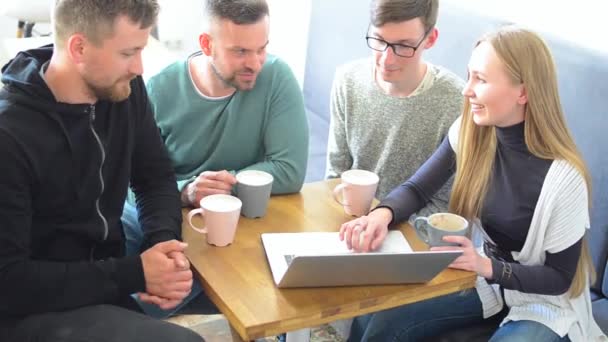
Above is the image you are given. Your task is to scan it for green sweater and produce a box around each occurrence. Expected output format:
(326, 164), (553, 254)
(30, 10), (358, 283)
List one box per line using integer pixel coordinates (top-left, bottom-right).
(145, 54), (309, 198)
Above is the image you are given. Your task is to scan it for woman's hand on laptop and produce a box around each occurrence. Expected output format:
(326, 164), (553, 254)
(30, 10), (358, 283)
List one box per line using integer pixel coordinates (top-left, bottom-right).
(340, 208), (393, 252)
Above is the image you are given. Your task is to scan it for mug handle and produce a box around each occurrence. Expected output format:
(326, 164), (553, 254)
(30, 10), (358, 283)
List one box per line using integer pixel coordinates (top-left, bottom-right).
(332, 183), (348, 206)
(187, 208), (208, 234)
(413, 216), (430, 244)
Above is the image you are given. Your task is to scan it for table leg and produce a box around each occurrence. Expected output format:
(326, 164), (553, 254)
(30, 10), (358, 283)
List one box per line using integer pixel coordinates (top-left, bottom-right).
(228, 325), (247, 342)
(286, 328), (311, 342)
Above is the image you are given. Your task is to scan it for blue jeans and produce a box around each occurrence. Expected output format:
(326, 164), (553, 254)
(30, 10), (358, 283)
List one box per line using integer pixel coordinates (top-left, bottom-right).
(121, 202), (215, 319)
(348, 288), (569, 342)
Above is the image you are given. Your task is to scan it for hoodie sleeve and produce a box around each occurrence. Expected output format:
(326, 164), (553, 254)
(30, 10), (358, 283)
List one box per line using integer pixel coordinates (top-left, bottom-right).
(129, 77), (182, 251)
(0, 129), (145, 316)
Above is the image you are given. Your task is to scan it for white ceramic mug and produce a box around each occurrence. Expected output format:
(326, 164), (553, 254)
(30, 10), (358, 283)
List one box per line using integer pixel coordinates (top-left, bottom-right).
(187, 194), (242, 247)
(333, 169), (379, 217)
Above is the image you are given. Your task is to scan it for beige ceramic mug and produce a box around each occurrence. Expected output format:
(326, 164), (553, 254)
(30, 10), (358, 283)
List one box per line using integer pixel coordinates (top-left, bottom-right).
(333, 169), (379, 217)
(187, 194), (242, 247)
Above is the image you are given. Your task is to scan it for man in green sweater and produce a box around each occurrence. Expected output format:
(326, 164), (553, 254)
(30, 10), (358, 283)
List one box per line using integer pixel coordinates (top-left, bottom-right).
(122, 0), (308, 317)
(151, 0), (308, 208)
(326, 0), (463, 216)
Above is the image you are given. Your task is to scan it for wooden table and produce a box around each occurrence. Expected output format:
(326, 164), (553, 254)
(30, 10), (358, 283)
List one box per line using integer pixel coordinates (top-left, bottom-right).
(183, 180), (476, 341)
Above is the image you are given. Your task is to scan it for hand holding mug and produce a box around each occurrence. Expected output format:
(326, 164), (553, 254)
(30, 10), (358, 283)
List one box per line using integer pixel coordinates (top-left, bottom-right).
(182, 170), (237, 207)
(431, 236), (493, 278)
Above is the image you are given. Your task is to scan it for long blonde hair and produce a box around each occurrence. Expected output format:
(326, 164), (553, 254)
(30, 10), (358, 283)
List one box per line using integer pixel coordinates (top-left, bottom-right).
(449, 26), (594, 297)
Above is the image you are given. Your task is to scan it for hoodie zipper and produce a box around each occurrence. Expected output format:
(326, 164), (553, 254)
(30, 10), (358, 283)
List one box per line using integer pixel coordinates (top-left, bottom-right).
(89, 104), (109, 241)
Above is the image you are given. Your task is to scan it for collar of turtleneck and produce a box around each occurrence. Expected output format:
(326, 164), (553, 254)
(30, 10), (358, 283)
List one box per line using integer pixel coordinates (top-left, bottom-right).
(495, 121), (528, 153)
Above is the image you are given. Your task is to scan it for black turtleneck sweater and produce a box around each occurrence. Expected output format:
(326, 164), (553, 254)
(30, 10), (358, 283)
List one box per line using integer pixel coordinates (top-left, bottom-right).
(380, 121), (582, 295)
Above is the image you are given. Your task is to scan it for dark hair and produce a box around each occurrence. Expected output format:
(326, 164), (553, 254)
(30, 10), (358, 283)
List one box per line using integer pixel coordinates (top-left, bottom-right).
(205, 0), (269, 25)
(370, 0), (438, 31)
(54, 0), (159, 47)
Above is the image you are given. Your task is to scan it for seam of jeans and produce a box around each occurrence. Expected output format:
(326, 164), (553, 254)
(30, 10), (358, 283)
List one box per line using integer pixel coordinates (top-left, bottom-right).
(391, 313), (485, 342)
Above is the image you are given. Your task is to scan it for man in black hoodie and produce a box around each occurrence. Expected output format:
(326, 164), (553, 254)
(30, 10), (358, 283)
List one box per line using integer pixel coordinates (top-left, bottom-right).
(0, 1), (203, 341)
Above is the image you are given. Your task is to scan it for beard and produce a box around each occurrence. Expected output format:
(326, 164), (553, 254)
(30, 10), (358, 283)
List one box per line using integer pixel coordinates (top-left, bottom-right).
(209, 61), (256, 91)
(85, 75), (135, 102)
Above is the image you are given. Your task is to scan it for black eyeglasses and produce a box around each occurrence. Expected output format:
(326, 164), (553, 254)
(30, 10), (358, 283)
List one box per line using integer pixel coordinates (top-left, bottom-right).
(365, 27), (432, 58)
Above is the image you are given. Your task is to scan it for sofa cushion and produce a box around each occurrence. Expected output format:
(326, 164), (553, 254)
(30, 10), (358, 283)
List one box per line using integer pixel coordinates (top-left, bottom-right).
(546, 39), (608, 297)
(302, 0), (370, 182)
(604, 262), (608, 298)
(593, 298), (608, 334)
(305, 108), (329, 182)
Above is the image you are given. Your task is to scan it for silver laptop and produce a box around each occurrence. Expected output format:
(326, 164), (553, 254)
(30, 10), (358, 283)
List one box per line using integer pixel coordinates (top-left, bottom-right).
(261, 231), (462, 288)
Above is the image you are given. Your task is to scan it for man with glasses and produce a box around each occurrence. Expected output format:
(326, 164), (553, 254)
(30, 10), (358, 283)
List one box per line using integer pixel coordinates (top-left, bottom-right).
(326, 0), (464, 215)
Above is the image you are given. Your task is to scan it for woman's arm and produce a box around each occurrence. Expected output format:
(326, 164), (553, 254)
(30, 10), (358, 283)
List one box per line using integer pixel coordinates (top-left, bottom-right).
(489, 238), (582, 295)
(378, 137), (457, 224)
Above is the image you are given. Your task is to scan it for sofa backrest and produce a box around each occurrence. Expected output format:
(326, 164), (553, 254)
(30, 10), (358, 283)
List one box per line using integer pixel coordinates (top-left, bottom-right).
(302, 0), (369, 181)
(303, 1), (608, 294)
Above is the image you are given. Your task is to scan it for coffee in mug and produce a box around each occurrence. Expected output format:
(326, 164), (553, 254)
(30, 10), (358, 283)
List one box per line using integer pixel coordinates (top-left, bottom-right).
(235, 170), (274, 218)
(333, 169), (379, 217)
(414, 212), (468, 247)
(187, 194), (242, 246)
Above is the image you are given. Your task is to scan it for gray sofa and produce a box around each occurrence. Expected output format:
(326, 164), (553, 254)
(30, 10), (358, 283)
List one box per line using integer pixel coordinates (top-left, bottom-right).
(302, 0), (608, 338)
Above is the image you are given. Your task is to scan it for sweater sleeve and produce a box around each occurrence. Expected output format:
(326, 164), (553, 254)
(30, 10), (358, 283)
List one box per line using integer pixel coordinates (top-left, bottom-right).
(325, 68), (352, 179)
(489, 161), (589, 295)
(489, 238), (582, 295)
(234, 61), (309, 194)
(379, 137), (456, 224)
(0, 130), (144, 316)
(129, 77), (182, 250)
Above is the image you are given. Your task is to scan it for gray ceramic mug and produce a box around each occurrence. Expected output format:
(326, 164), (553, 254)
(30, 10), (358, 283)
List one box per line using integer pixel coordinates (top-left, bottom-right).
(414, 213), (469, 247)
(235, 170), (274, 218)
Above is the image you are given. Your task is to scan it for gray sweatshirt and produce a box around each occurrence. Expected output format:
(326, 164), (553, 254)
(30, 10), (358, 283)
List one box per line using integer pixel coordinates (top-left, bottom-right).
(326, 58), (464, 215)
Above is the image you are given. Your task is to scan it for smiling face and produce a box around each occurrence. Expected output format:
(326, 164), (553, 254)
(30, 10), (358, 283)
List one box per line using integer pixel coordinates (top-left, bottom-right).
(77, 15), (150, 102)
(368, 18), (435, 84)
(463, 42), (528, 127)
(202, 16), (269, 91)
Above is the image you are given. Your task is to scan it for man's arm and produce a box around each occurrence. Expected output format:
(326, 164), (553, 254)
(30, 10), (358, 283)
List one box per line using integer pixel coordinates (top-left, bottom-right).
(0, 130), (145, 316)
(325, 70), (352, 179)
(235, 60), (309, 194)
(129, 78), (182, 251)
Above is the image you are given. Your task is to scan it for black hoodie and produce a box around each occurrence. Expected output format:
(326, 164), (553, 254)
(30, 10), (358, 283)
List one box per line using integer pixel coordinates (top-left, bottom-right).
(0, 45), (182, 320)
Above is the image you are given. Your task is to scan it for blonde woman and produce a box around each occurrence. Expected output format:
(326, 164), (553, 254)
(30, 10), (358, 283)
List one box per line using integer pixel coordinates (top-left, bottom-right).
(341, 26), (606, 342)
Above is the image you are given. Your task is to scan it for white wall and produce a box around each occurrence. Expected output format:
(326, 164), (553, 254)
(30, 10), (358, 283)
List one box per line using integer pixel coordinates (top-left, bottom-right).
(154, 0), (311, 87)
(1, 1), (606, 79)
(449, 0), (608, 54)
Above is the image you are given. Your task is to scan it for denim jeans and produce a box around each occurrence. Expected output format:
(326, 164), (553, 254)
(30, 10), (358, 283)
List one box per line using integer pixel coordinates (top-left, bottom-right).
(348, 288), (569, 342)
(490, 320), (570, 342)
(121, 202), (216, 319)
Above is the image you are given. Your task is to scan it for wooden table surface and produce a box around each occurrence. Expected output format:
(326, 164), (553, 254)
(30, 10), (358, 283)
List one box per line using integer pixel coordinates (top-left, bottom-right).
(183, 179), (476, 340)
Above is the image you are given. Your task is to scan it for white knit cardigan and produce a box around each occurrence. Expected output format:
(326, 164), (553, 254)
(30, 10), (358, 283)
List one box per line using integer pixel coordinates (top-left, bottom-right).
(448, 117), (606, 341)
